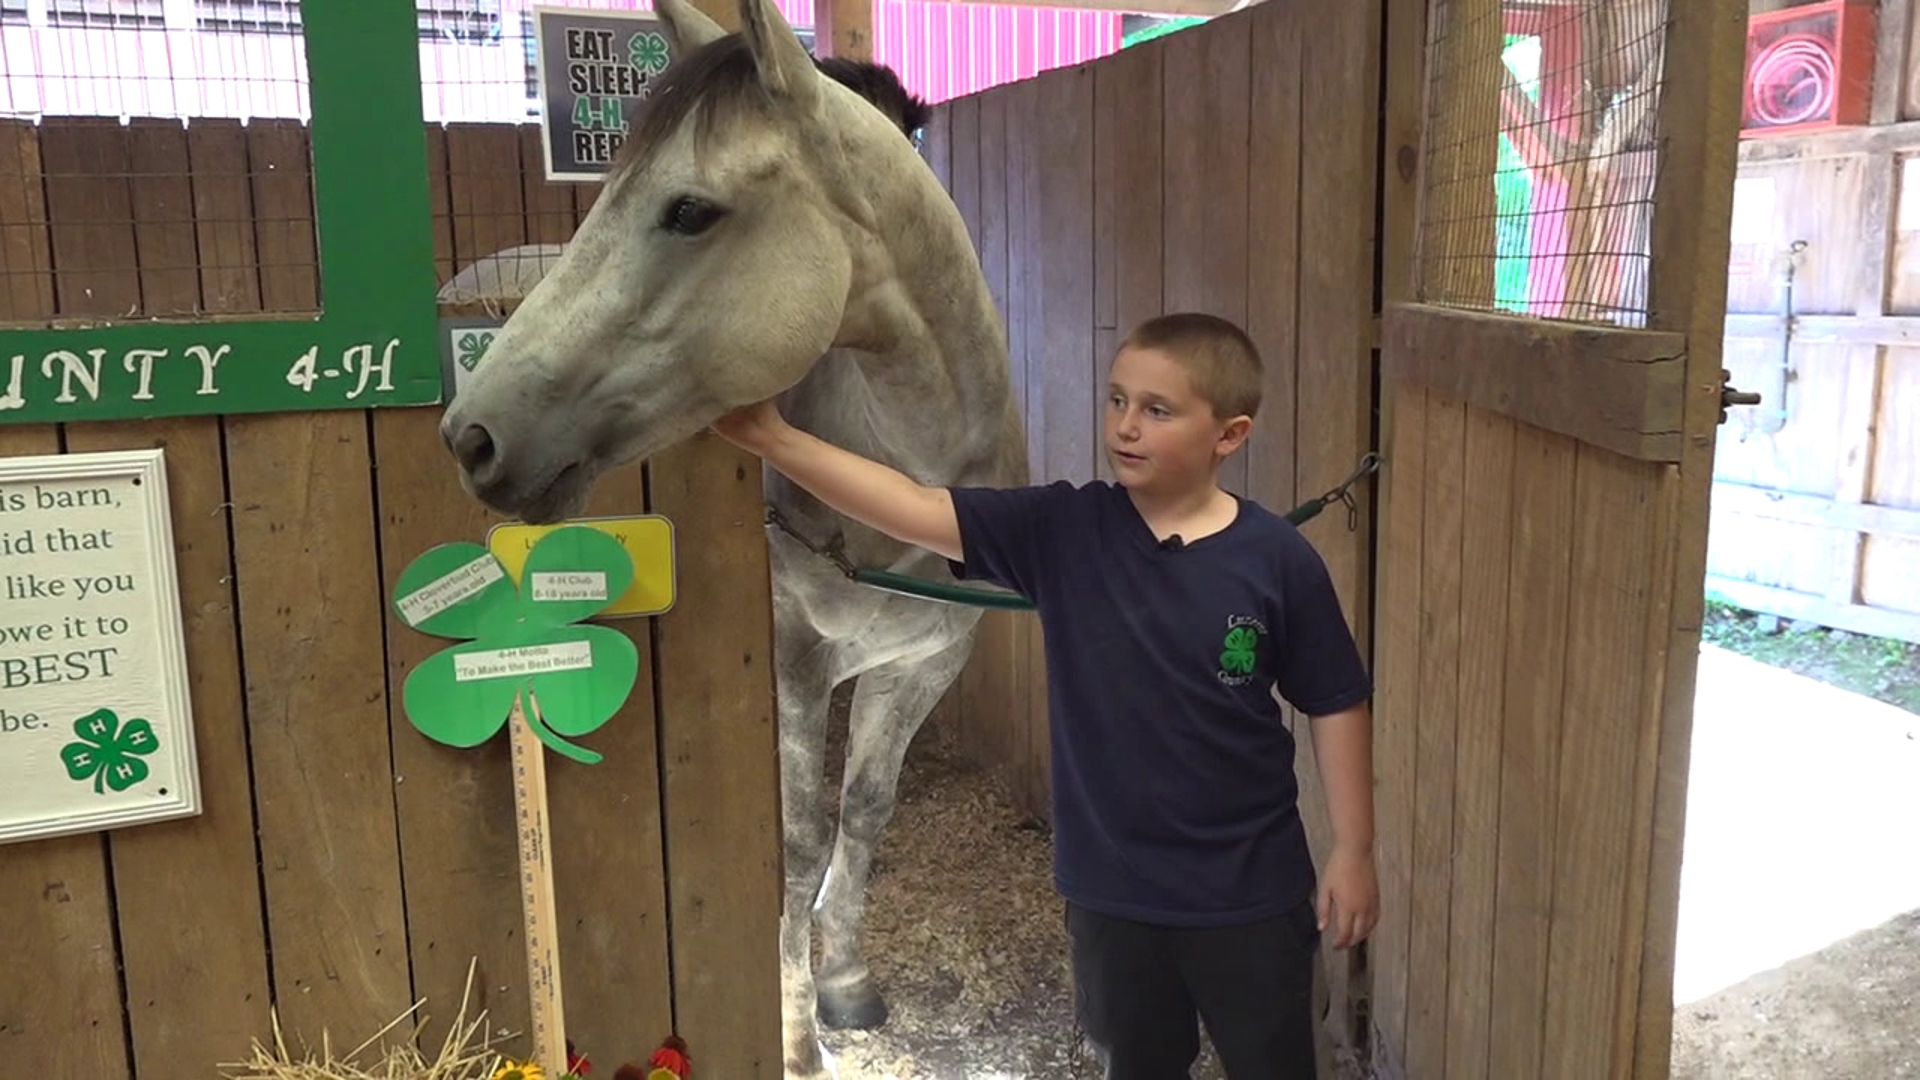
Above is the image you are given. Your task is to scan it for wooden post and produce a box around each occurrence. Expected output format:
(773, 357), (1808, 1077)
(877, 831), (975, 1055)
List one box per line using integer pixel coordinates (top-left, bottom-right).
(814, 0), (874, 61)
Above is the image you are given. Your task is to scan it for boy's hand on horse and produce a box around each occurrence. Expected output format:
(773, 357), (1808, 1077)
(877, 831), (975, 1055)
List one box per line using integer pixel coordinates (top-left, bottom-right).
(711, 397), (789, 453)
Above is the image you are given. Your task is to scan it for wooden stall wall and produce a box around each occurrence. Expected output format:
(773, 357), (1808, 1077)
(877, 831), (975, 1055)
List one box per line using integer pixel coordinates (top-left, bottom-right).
(916, 0), (1381, 852)
(0, 118), (782, 1079)
(1710, 0), (1920, 643)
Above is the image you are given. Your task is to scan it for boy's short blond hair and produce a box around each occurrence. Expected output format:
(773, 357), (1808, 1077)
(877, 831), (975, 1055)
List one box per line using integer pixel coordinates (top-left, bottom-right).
(1119, 312), (1263, 420)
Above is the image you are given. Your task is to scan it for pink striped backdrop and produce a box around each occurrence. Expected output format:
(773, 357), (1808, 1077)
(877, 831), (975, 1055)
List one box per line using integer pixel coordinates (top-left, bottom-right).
(0, 0), (1122, 121)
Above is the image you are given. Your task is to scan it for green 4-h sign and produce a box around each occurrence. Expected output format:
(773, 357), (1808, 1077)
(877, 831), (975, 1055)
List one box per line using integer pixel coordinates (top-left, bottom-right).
(391, 526), (639, 765)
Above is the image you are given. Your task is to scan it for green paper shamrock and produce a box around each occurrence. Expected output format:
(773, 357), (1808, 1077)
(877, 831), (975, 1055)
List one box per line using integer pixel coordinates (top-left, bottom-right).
(628, 29), (670, 75)
(1219, 625), (1259, 676)
(456, 330), (494, 372)
(61, 707), (160, 794)
(391, 525), (639, 765)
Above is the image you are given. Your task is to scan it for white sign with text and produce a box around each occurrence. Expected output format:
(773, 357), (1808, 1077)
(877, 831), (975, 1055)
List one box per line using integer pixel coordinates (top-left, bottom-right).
(0, 448), (201, 844)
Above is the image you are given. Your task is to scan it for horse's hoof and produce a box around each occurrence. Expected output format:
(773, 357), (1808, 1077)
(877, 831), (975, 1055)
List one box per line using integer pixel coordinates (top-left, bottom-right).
(816, 981), (889, 1030)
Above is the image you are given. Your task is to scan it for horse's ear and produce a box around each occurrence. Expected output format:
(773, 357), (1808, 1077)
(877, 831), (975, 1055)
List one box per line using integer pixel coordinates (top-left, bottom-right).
(736, 0), (819, 106)
(653, 0), (726, 53)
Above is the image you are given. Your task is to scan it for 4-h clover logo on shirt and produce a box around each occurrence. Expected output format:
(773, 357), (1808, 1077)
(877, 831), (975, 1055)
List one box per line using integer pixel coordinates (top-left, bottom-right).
(1219, 625), (1261, 676)
(391, 526), (639, 765)
(628, 30), (670, 75)
(61, 707), (159, 794)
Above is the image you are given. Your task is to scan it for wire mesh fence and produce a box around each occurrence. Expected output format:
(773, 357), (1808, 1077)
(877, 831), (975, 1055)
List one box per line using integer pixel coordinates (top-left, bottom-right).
(0, 1), (699, 323)
(1415, 0), (1671, 326)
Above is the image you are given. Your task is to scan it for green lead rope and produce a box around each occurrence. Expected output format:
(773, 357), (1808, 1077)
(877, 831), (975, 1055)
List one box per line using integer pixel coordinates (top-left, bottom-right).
(774, 452), (1384, 612)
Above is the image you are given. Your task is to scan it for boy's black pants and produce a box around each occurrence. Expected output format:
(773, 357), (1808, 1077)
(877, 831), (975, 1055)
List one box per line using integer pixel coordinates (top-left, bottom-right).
(1066, 895), (1321, 1079)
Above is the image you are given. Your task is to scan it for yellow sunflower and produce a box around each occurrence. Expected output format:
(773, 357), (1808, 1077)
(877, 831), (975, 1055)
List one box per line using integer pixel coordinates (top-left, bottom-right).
(491, 1060), (546, 1080)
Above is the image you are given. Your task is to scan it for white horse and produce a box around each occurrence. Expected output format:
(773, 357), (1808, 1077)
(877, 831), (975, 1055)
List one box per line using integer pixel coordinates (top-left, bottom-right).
(435, 0), (1027, 1073)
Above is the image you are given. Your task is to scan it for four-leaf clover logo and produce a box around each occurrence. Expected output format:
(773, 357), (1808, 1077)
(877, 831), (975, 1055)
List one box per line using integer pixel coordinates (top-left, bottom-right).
(456, 330), (494, 372)
(1219, 625), (1260, 676)
(392, 526), (639, 765)
(628, 30), (670, 75)
(61, 707), (160, 794)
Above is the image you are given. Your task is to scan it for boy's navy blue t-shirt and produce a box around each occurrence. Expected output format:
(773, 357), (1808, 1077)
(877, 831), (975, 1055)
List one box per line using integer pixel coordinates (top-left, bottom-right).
(946, 479), (1372, 927)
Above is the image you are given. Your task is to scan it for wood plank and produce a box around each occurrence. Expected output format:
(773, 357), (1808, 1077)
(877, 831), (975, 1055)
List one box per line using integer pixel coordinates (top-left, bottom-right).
(1874, 0), (1915, 124)
(1614, 457), (1684, 1076)
(1442, 404), (1515, 1080)
(226, 404), (417, 1051)
(648, 432), (784, 1076)
(69, 417), (272, 1080)
(1827, 348), (1888, 602)
(1382, 301), (1688, 462)
(0, 423), (131, 1080)
(72, 126), (274, 1080)
(447, 124), (529, 272)
(1296, 0), (1379, 649)
(0, 120), (55, 322)
(1636, 0), (1753, 1071)
(425, 126), (455, 286)
(1405, 391), (1464, 1080)
(521, 124), (576, 247)
(1161, 18), (1251, 494)
(1485, 424), (1577, 1080)
(186, 120), (262, 315)
(125, 119), (198, 318)
(1034, 63), (1096, 483)
(227, 118), (411, 1051)
(247, 120), (318, 315)
(1735, 117), (1920, 165)
(1712, 479), (1920, 541)
(1541, 448), (1660, 1080)
(1721, 313), (1920, 346)
(1378, 0), (1429, 310)
(1094, 41), (1163, 488)
(1244, 0), (1301, 519)
(1368, 380), (1425, 1073)
(40, 117), (141, 318)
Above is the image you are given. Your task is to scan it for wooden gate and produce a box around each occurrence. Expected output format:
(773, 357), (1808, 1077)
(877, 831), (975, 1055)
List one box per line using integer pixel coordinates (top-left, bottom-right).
(1368, 0), (1747, 1077)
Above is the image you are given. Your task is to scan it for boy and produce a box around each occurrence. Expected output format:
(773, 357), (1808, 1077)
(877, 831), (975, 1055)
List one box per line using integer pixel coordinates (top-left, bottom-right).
(712, 312), (1377, 1079)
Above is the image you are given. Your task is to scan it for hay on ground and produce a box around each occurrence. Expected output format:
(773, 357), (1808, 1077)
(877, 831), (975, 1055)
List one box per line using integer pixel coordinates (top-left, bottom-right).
(219, 960), (517, 1080)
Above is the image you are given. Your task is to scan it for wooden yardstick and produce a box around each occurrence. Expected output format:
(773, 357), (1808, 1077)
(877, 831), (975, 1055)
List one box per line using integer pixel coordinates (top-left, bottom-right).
(509, 692), (568, 1075)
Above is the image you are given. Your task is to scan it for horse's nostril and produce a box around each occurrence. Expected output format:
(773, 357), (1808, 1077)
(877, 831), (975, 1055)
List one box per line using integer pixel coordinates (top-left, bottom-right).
(452, 423), (498, 478)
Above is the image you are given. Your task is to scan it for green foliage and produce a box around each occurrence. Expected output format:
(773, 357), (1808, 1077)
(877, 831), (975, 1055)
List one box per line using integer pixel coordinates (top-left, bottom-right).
(1701, 594), (1920, 715)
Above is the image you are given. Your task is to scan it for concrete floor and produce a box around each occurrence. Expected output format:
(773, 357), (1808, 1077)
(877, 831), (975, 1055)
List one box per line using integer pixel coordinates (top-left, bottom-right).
(1674, 643), (1920, 1004)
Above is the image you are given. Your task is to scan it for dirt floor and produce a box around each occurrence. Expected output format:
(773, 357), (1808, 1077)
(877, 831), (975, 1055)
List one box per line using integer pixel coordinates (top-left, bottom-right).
(815, 707), (1232, 1080)
(1670, 909), (1920, 1080)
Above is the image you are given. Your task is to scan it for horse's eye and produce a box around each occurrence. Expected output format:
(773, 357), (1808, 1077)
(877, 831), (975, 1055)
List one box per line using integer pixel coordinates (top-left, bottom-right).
(662, 196), (724, 235)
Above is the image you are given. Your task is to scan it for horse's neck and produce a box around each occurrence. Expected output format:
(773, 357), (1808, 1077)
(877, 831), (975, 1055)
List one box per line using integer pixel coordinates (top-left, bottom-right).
(787, 182), (1023, 490)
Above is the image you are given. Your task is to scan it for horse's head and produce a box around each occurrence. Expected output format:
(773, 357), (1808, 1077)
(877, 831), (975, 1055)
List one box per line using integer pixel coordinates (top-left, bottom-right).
(439, 0), (925, 523)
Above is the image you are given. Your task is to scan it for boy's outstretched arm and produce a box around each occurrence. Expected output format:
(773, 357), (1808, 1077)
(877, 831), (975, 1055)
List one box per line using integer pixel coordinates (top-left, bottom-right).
(1310, 701), (1378, 949)
(711, 399), (964, 563)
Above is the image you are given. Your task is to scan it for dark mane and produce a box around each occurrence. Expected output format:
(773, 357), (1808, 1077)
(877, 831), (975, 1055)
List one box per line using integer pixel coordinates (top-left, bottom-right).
(814, 55), (933, 138)
(608, 34), (929, 182)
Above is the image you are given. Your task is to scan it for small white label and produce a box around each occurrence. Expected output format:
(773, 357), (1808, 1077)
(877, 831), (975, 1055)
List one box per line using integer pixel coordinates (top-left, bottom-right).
(531, 570), (608, 602)
(453, 640), (594, 682)
(397, 555), (505, 626)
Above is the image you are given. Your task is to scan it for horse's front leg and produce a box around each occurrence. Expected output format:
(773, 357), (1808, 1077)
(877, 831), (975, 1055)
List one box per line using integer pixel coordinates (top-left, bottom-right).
(774, 630), (838, 1080)
(814, 624), (976, 1031)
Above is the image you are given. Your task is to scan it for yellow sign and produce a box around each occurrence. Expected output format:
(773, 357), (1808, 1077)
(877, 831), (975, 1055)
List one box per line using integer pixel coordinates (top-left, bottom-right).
(487, 515), (676, 617)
